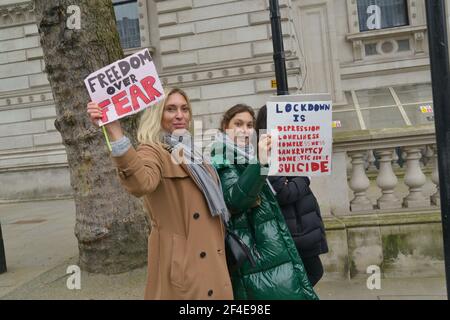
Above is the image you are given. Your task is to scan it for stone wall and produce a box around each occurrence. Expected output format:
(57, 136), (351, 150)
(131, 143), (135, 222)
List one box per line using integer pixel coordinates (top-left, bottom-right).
(155, 0), (302, 130)
(0, 0), (446, 282)
(0, 0), (71, 201)
(322, 210), (445, 279)
(0, 0), (442, 204)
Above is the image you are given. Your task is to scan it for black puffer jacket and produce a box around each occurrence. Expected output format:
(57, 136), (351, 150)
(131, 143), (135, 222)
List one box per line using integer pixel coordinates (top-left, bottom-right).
(268, 176), (328, 258)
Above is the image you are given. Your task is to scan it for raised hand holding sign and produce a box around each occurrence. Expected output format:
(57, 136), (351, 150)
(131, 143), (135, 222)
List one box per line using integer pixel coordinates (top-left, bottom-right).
(84, 48), (165, 126)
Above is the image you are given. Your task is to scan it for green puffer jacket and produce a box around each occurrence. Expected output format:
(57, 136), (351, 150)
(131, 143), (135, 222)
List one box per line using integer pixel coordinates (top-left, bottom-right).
(211, 146), (318, 300)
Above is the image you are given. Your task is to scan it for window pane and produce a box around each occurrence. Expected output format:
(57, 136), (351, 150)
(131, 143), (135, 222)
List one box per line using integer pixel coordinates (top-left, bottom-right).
(355, 88), (396, 108)
(342, 91), (356, 110)
(365, 43), (378, 55)
(397, 39), (411, 52)
(357, 0), (408, 32)
(361, 107), (406, 129)
(333, 111), (362, 132)
(113, 0), (141, 49)
(404, 104), (435, 126)
(394, 83), (433, 104)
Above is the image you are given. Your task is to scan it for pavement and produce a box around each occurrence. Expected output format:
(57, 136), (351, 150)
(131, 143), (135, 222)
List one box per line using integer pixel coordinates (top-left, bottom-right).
(0, 199), (447, 300)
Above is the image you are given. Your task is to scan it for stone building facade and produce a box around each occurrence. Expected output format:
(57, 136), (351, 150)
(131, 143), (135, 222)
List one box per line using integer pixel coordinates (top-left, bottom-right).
(1, 0), (447, 280)
(0, 0), (440, 201)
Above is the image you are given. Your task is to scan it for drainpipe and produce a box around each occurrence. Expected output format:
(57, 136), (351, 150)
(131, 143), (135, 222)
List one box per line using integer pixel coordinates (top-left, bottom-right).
(269, 0), (289, 96)
(425, 0), (450, 299)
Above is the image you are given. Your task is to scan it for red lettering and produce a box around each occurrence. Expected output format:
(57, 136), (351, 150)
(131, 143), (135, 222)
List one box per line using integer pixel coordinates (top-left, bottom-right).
(112, 90), (132, 116)
(311, 162), (320, 172)
(278, 161), (329, 174)
(278, 164), (284, 173)
(140, 76), (162, 101)
(98, 99), (111, 123)
(129, 84), (151, 111)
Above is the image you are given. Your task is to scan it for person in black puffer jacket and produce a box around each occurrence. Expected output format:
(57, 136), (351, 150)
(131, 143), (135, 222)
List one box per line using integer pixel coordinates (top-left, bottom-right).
(256, 105), (329, 286)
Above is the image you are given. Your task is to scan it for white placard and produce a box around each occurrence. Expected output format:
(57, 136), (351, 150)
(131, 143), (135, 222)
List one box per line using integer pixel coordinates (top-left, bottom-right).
(84, 48), (165, 126)
(266, 94), (333, 176)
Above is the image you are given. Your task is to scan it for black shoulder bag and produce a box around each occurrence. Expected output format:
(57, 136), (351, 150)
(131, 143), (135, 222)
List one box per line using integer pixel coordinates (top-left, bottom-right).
(225, 227), (256, 273)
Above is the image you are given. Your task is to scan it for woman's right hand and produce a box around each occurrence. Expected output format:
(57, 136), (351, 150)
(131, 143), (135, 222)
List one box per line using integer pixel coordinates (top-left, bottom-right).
(258, 134), (272, 166)
(87, 101), (103, 126)
(86, 102), (124, 141)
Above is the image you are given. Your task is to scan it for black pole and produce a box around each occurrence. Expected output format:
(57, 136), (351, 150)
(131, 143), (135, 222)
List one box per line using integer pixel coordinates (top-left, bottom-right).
(269, 0), (289, 96)
(425, 0), (450, 299)
(0, 222), (6, 274)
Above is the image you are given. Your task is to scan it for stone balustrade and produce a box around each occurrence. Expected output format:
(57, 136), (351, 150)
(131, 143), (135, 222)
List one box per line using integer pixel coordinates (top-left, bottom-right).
(324, 125), (440, 215)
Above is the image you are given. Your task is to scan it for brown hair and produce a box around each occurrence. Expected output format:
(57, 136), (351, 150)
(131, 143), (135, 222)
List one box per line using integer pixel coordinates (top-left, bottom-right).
(220, 104), (255, 132)
(255, 105), (267, 131)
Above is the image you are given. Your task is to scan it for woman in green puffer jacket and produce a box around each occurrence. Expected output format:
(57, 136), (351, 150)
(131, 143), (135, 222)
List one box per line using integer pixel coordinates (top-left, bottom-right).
(209, 104), (318, 300)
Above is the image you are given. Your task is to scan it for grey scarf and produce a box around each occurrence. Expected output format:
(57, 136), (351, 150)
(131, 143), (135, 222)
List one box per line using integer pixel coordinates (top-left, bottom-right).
(211, 132), (276, 195)
(213, 131), (257, 165)
(163, 132), (230, 223)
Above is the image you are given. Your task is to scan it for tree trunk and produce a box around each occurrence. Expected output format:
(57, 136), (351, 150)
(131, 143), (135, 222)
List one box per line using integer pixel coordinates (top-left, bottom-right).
(34, 0), (149, 274)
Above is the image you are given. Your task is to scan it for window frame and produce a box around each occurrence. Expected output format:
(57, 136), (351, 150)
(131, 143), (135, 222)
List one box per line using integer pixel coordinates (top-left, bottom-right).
(345, 0), (427, 61)
(356, 0), (409, 33)
(113, 0), (141, 50)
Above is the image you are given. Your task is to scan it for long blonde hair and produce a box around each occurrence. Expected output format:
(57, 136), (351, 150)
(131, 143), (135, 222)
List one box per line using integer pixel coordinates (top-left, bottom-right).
(137, 88), (192, 145)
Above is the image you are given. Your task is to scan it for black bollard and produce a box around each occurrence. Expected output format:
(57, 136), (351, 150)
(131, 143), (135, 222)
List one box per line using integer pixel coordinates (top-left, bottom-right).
(269, 0), (289, 96)
(425, 0), (450, 299)
(0, 222), (6, 274)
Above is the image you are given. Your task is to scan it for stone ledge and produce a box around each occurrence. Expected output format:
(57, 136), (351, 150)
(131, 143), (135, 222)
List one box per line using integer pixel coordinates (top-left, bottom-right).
(324, 209), (441, 230)
(156, 0), (193, 14)
(346, 25), (428, 42)
(0, 165), (72, 201)
(333, 125), (436, 152)
(0, 162), (68, 174)
(0, 194), (73, 205)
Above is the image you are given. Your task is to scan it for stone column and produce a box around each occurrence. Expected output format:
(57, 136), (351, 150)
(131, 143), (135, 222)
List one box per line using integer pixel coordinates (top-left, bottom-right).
(376, 149), (401, 209)
(402, 147), (430, 208)
(430, 144), (440, 206)
(348, 151), (372, 212)
(327, 151), (351, 216)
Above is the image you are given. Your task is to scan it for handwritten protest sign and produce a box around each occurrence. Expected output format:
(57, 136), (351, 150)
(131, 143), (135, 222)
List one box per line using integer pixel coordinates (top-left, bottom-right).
(84, 48), (165, 126)
(267, 94), (332, 176)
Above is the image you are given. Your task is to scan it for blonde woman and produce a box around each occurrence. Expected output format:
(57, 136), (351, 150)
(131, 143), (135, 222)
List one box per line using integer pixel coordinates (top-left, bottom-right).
(86, 88), (233, 300)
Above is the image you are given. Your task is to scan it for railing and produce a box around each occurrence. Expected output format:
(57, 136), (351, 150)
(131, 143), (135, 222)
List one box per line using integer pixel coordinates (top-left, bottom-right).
(328, 125), (439, 215)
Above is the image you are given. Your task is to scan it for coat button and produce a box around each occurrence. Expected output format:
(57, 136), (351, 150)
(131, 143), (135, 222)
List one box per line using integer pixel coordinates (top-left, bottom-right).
(193, 213), (200, 219)
(200, 251), (206, 258)
(208, 290), (213, 297)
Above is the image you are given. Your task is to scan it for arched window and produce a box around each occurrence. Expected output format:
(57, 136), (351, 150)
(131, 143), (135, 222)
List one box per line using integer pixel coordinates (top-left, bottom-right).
(113, 0), (141, 49)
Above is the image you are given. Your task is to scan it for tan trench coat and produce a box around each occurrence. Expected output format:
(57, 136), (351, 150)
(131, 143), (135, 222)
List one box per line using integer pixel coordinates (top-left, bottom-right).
(112, 143), (233, 300)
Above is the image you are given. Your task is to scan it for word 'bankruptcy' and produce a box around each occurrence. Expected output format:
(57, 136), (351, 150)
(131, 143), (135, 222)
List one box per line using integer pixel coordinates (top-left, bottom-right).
(84, 49), (164, 126)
